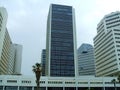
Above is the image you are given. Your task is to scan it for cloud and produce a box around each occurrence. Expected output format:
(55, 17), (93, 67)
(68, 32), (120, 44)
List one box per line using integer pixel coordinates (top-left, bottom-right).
(96, 0), (120, 13)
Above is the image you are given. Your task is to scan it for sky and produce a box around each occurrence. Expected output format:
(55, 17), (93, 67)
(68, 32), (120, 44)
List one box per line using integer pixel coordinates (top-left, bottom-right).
(1, 0), (120, 75)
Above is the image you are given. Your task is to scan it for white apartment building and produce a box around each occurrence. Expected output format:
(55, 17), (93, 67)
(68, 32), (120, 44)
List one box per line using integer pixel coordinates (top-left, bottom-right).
(0, 7), (10, 74)
(8, 44), (22, 75)
(0, 75), (119, 90)
(0, 7), (22, 75)
(13, 44), (22, 74)
(3, 29), (12, 74)
(94, 11), (120, 76)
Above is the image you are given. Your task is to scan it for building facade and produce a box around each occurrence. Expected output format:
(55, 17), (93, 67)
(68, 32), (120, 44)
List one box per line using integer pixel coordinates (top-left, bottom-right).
(41, 49), (46, 76)
(94, 11), (120, 76)
(0, 75), (120, 90)
(13, 44), (22, 74)
(8, 43), (22, 75)
(0, 7), (22, 75)
(77, 43), (95, 76)
(0, 7), (10, 74)
(46, 4), (77, 77)
(0, 28), (12, 75)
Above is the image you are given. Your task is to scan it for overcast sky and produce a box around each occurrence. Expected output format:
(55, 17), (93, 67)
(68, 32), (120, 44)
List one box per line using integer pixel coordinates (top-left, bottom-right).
(1, 0), (120, 75)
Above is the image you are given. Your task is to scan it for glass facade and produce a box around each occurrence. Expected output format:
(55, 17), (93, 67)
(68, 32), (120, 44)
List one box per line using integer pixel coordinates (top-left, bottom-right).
(34, 87), (46, 90)
(48, 87), (63, 90)
(5, 86), (18, 90)
(41, 49), (46, 76)
(50, 4), (75, 77)
(0, 86), (3, 90)
(19, 87), (32, 90)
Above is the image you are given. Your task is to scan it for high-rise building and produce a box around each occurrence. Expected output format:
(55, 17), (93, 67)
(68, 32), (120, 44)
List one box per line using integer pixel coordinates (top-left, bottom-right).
(0, 7), (10, 74)
(0, 7), (22, 75)
(8, 44), (22, 75)
(77, 43), (95, 76)
(8, 44), (15, 74)
(41, 49), (46, 76)
(46, 4), (77, 77)
(94, 11), (120, 76)
(13, 44), (22, 74)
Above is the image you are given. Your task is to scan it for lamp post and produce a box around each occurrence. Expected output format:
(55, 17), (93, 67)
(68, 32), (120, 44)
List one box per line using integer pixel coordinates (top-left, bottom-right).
(32, 63), (42, 90)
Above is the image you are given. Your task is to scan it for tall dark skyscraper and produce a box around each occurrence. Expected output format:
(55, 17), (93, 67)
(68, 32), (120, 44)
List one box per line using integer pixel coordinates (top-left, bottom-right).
(41, 49), (46, 76)
(46, 4), (77, 77)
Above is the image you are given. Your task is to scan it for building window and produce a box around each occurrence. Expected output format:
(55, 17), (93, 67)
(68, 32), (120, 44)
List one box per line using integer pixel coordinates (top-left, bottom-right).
(0, 86), (3, 90)
(90, 82), (103, 84)
(48, 81), (62, 84)
(40, 81), (45, 84)
(19, 86), (32, 90)
(105, 82), (112, 84)
(106, 13), (119, 19)
(78, 82), (88, 84)
(65, 81), (75, 84)
(7, 80), (17, 83)
(5, 86), (18, 90)
(22, 80), (31, 83)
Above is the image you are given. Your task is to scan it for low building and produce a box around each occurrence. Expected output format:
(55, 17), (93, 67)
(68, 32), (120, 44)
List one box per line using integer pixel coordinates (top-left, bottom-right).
(0, 75), (120, 90)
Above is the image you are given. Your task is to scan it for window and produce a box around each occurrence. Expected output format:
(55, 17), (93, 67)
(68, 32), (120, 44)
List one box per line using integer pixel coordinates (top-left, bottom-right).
(106, 13), (119, 18)
(90, 82), (103, 84)
(105, 82), (112, 84)
(65, 81), (75, 84)
(0, 86), (3, 90)
(19, 87), (32, 90)
(48, 81), (62, 84)
(78, 82), (88, 84)
(5, 86), (18, 90)
(22, 80), (31, 83)
(40, 81), (45, 84)
(7, 80), (17, 83)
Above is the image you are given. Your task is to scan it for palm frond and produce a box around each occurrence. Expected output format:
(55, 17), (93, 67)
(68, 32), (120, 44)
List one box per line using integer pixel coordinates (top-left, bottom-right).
(36, 63), (41, 67)
(111, 79), (116, 83)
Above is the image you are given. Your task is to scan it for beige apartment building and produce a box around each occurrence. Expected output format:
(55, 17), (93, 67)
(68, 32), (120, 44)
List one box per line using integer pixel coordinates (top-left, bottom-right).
(0, 7), (22, 75)
(94, 11), (120, 76)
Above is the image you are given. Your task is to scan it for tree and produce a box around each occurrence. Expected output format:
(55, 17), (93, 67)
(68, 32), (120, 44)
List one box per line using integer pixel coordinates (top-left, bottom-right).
(111, 79), (117, 90)
(32, 63), (42, 90)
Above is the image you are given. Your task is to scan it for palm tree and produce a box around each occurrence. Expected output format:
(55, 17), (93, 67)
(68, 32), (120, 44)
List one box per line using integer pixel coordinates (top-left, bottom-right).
(32, 63), (42, 90)
(111, 79), (117, 90)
